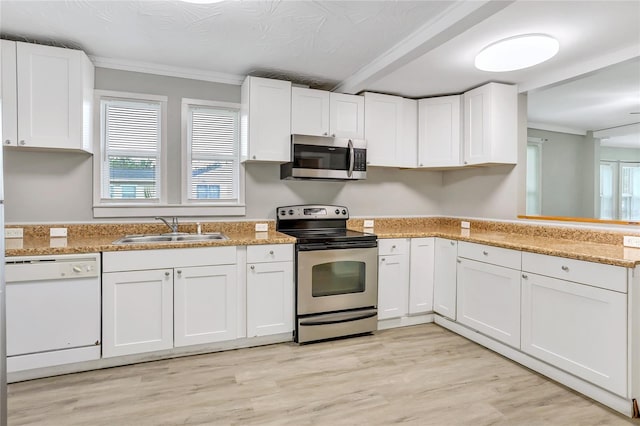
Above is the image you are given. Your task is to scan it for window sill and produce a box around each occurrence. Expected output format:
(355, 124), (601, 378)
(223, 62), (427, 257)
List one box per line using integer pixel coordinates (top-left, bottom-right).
(93, 204), (246, 218)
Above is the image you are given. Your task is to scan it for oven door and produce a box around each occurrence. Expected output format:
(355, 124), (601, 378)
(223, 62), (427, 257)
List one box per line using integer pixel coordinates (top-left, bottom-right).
(297, 246), (378, 315)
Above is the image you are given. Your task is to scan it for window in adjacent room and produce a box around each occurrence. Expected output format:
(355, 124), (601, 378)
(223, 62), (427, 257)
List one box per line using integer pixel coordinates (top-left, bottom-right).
(182, 99), (242, 205)
(526, 141), (542, 215)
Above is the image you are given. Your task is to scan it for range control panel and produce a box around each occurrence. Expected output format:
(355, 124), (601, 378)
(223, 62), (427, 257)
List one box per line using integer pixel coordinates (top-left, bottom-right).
(277, 205), (349, 220)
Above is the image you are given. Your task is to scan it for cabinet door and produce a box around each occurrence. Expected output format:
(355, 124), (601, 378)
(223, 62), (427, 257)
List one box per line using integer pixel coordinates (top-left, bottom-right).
(378, 253), (409, 319)
(457, 258), (521, 347)
(364, 92), (402, 167)
(409, 238), (434, 314)
(174, 265), (237, 347)
(1, 39), (17, 147)
(291, 87), (330, 136)
(16, 42), (84, 150)
(329, 93), (364, 139)
(241, 76), (292, 162)
(521, 273), (627, 396)
(433, 238), (457, 319)
(463, 84), (491, 165)
(418, 95), (462, 167)
(102, 269), (174, 358)
(400, 98), (418, 168)
(247, 261), (294, 337)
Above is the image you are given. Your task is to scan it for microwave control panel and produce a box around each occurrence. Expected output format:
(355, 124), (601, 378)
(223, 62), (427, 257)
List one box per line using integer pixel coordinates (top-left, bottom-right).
(353, 149), (367, 171)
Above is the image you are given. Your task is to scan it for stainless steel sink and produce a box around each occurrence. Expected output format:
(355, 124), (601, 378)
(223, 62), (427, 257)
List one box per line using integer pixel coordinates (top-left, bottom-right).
(113, 233), (228, 245)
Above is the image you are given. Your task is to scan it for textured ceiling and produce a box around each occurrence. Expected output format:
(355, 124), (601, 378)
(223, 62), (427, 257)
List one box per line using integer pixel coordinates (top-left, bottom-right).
(0, 0), (639, 132)
(0, 0), (452, 90)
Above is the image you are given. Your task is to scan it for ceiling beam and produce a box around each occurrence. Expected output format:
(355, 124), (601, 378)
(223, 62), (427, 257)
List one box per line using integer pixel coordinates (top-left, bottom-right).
(332, 0), (515, 95)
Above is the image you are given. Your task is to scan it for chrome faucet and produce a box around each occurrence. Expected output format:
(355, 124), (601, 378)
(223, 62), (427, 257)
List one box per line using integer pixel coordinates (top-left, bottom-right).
(155, 216), (179, 234)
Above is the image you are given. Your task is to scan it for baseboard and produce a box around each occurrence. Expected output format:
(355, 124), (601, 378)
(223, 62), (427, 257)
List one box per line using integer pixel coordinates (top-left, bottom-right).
(434, 315), (633, 417)
(377, 313), (434, 330)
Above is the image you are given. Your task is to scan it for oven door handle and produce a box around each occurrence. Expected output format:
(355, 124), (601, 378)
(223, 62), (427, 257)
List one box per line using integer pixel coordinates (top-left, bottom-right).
(347, 138), (354, 178)
(299, 309), (377, 326)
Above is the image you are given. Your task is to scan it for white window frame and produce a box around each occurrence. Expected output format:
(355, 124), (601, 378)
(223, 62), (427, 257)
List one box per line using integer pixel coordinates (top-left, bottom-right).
(181, 99), (245, 215)
(526, 139), (543, 215)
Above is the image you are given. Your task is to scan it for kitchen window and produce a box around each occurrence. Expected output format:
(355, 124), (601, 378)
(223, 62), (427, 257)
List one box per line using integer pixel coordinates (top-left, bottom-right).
(600, 160), (640, 221)
(182, 99), (242, 206)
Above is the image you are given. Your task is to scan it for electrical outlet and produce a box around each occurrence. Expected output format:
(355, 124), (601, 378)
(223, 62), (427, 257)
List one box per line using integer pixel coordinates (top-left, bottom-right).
(255, 223), (268, 232)
(363, 220), (374, 228)
(5, 228), (23, 238)
(624, 236), (640, 248)
(461, 221), (471, 229)
(50, 227), (68, 237)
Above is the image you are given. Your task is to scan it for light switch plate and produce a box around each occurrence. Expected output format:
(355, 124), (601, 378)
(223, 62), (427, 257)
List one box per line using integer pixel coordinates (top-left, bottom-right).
(363, 220), (374, 228)
(255, 223), (269, 232)
(50, 227), (68, 237)
(623, 236), (640, 248)
(461, 221), (471, 229)
(5, 228), (23, 238)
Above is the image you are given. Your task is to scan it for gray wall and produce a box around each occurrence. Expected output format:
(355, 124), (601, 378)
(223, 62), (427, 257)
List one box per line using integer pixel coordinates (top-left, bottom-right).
(4, 68), (525, 224)
(601, 146), (640, 161)
(528, 128), (589, 218)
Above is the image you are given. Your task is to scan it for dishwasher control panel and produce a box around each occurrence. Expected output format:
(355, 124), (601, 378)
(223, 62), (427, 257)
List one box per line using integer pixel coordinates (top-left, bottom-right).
(5, 254), (100, 282)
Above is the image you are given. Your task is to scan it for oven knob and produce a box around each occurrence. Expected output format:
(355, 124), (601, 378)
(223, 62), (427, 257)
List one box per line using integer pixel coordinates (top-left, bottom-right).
(288, 209), (294, 215)
(342, 209), (347, 215)
(335, 209), (340, 215)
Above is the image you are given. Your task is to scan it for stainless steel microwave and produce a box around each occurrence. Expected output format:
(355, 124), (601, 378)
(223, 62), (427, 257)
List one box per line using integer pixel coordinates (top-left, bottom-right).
(280, 135), (367, 181)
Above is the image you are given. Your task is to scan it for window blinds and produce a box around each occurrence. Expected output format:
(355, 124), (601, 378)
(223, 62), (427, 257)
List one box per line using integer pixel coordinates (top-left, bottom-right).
(102, 99), (161, 200)
(188, 106), (239, 201)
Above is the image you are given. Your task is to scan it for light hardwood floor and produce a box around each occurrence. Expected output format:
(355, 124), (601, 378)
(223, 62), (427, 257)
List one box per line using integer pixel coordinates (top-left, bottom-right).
(8, 324), (639, 425)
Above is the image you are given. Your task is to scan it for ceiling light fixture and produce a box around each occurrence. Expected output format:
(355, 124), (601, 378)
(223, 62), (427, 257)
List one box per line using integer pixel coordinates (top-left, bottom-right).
(475, 34), (559, 72)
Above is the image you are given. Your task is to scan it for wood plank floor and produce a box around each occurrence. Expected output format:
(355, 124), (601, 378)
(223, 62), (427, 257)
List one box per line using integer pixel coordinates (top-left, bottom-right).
(8, 324), (639, 425)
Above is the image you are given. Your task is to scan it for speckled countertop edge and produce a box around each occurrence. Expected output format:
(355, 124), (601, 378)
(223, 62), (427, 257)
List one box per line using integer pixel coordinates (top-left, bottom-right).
(6, 218), (640, 268)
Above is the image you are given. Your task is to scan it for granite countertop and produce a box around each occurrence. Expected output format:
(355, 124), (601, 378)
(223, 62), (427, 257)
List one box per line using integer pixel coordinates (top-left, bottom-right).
(5, 229), (296, 258)
(5, 219), (640, 268)
(370, 224), (640, 268)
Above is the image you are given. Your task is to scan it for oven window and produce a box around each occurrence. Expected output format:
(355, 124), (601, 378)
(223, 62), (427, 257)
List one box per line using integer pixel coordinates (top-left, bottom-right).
(312, 261), (365, 297)
(293, 144), (349, 170)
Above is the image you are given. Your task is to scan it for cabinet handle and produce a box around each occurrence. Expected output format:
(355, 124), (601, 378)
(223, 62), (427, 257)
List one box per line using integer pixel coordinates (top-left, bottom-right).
(323, 132), (328, 136)
(392, 245), (396, 249)
(561, 265), (569, 271)
(483, 251), (488, 256)
(4, 139), (10, 145)
(464, 161), (468, 165)
(250, 265), (255, 270)
(522, 274), (528, 279)
(269, 250), (274, 255)
(450, 241), (455, 246)
(177, 270), (182, 275)
(419, 163), (423, 167)
(19, 140), (26, 145)
(164, 271), (171, 277)
(381, 258), (386, 262)
(252, 155), (256, 159)
(457, 258), (461, 263)
(331, 134), (336, 137)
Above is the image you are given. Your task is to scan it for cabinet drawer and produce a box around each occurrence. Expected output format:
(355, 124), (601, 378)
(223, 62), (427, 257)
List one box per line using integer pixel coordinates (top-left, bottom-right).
(458, 241), (521, 270)
(247, 244), (293, 263)
(522, 252), (627, 293)
(378, 238), (409, 256)
(103, 246), (236, 272)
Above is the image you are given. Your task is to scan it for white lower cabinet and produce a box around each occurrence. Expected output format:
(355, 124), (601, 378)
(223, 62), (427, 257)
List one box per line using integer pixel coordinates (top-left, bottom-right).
(102, 269), (174, 358)
(174, 265), (237, 347)
(409, 238), (435, 314)
(246, 245), (294, 337)
(378, 239), (410, 320)
(456, 258), (521, 348)
(102, 247), (239, 358)
(521, 272), (627, 396)
(433, 238), (458, 319)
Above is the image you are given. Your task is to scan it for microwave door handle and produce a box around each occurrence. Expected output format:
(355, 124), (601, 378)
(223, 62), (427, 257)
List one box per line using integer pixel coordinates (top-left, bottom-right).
(347, 139), (354, 177)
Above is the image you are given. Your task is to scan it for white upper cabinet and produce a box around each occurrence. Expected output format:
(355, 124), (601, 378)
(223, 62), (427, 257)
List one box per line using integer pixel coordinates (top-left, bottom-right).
(291, 88), (364, 139)
(418, 95), (462, 168)
(240, 76), (292, 162)
(463, 82), (517, 165)
(291, 87), (330, 136)
(364, 92), (417, 168)
(329, 92), (364, 139)
(1, 40), (94, 153)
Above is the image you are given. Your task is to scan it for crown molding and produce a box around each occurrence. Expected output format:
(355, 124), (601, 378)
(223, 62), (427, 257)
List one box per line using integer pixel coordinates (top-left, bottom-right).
(528, 122), (586, 136)
(90, 56), (245, 86)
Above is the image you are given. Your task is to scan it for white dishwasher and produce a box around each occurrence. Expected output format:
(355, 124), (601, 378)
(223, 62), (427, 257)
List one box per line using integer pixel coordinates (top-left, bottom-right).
(5, 253), (101, 373)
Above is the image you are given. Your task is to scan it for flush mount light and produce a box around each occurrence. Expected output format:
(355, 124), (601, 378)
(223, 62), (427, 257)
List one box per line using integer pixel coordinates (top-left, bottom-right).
(475, 34), (559, 72)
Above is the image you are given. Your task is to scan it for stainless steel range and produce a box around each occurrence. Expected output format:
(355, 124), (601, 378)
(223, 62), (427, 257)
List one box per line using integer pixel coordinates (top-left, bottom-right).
(276, 205), (378, 343)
